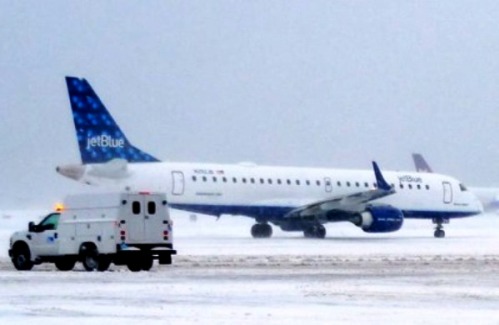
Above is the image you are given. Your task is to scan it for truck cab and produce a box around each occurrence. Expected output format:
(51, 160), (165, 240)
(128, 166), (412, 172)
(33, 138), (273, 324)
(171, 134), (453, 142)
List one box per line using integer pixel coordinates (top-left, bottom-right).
(9, 212), (61, 270)
(27, 212), (61, 257)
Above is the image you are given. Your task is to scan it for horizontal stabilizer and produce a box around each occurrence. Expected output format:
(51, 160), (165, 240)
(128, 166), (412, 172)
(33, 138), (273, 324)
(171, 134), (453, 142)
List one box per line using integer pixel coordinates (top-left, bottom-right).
(87, 158), (129, 179)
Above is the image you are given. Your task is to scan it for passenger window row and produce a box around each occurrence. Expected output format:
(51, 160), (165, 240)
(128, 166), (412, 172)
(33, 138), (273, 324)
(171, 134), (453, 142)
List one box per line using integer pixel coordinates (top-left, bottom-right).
(190, 175), (430, 190)
(192, 175), (319, 186)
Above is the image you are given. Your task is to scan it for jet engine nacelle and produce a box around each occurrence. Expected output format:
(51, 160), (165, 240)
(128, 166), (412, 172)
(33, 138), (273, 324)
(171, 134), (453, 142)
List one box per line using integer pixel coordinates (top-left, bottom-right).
(359, 205), (404, 233)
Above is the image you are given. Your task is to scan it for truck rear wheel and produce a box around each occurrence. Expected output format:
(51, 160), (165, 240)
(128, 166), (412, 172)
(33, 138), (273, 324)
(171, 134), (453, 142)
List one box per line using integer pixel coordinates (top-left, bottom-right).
(141, 256), (154, 271)
(159, 254), (172, 265)
(97, 256), (112, 272)
(12, 244), (33, 271)
(81, 244), (99, 271)
(55, 258), (76, 271)
(127, 259), (142, 272)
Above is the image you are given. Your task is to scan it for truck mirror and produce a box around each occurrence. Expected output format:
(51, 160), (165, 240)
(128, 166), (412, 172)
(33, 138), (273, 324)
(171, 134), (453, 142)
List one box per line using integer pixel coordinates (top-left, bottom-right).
(28, 221), (35, 232)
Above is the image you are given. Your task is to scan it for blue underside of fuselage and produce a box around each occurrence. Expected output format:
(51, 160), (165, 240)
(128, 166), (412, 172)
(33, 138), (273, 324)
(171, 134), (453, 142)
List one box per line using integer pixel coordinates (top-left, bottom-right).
(169, 203), (477, 225)
(169, 204), (293, 223)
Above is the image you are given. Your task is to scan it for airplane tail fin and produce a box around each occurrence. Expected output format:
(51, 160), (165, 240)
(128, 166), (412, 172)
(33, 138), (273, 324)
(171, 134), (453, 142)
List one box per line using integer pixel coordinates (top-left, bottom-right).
(412, 153), (433, 173)
(65, 76), (159, 164)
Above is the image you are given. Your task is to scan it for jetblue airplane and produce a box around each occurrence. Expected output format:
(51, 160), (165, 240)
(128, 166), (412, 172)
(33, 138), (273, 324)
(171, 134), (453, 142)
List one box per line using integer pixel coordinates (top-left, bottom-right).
(413, 153), (499, 214)
(56, 77), (482, 238)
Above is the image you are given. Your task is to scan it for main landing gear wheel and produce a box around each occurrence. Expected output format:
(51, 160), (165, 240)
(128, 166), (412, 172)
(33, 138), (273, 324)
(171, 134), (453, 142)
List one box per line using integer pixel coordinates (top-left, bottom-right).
(304, 224), (326, 239)
(251, 223), (273, 238)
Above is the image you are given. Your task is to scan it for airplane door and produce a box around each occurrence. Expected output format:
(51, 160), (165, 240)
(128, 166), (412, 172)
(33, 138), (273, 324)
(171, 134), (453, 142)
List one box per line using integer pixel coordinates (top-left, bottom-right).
(324, 177), (332, 193)
(442, 181), (453, 204)
(143, 194), (164, 242)
(172, 171), (184, 196)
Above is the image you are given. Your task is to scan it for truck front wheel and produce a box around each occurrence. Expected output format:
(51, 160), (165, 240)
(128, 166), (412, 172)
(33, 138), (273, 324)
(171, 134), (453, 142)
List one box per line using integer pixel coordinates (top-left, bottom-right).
(55, 258), (76, 271)
(12, 244), (33, 271)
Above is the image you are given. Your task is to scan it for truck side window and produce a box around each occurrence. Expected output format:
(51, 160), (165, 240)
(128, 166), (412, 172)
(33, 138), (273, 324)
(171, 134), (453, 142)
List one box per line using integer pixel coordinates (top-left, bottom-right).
(148, 202), (156, 215)
(39, 213), (60, 231)
(132, 201), (141, 214)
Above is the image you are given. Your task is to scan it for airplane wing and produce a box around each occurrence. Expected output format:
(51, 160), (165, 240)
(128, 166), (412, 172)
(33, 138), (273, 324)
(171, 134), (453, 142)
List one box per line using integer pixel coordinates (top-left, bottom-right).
(284, 162), (395, 223)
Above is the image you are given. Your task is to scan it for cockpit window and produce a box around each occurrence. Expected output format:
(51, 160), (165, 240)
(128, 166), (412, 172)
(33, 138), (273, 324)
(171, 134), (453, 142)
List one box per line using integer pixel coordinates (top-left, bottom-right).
(459, 183), (468, 191)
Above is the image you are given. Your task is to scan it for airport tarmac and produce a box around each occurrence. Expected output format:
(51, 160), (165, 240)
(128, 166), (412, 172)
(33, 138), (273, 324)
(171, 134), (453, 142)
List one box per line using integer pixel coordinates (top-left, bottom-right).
(1, 211), (499, 324)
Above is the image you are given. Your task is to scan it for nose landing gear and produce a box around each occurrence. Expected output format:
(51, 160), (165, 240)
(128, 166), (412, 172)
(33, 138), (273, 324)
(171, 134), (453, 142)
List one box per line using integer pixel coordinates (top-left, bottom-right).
(433, 217), (449, 238)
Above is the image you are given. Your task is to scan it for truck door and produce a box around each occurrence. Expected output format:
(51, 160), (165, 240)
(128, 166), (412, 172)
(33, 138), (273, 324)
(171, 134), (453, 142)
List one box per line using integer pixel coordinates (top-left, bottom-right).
(126, 194), (166, 243)
(126, 195), (146, 242)
(31, 213), (60, 257)
(143, 194), (166, 243)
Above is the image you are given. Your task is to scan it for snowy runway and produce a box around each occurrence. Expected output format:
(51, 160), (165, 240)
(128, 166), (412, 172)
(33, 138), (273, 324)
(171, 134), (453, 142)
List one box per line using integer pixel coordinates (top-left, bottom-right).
(1, 211), (499, 324)
(1, 254), (498, 324)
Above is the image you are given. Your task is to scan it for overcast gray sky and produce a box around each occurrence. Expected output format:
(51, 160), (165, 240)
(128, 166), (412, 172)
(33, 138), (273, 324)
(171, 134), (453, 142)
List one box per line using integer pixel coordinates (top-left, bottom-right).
(1, 1), (499, 209)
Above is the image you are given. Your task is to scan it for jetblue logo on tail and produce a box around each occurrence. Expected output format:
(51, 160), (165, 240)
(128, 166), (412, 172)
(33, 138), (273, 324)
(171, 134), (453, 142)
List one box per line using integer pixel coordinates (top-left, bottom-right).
(66, 76), (160, 163)
(86, 135), (125, 150)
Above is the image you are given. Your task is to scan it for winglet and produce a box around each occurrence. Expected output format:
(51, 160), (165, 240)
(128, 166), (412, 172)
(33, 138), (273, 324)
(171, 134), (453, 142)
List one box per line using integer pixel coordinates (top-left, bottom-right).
(372, 161), (392, 191)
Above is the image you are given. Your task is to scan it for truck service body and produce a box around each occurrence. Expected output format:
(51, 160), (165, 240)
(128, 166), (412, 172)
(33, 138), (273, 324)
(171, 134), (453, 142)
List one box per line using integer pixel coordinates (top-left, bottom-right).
(9, 192), (176, 272)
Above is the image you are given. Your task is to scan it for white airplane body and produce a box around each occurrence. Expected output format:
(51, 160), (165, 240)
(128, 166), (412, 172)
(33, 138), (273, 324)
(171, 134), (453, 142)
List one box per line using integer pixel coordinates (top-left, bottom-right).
(56, 77), (482, 238)
(63, 161), (472, 218)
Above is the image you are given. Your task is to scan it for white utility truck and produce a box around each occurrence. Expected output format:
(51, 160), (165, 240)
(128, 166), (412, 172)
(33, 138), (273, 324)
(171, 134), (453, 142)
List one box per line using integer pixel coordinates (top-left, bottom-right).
(9, 191), (176, 272)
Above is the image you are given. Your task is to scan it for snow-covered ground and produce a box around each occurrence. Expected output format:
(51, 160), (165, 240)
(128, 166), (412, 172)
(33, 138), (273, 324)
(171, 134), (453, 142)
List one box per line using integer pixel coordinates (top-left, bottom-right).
(1, 210), (499, 324)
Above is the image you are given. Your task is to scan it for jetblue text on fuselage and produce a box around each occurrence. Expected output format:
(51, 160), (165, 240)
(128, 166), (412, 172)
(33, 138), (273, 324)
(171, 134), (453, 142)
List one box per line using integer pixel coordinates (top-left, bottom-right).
(86, 135), (125, 150)
(398, 175), (422, 183)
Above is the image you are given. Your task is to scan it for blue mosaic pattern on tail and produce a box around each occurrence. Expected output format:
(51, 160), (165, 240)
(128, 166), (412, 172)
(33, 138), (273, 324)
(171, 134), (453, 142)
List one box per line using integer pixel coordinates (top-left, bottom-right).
(65, 77), (159, 164)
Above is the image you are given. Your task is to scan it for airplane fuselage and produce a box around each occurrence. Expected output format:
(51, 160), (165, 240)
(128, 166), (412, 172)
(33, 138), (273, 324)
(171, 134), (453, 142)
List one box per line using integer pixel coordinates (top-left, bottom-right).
(59, 161), (482, 226)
